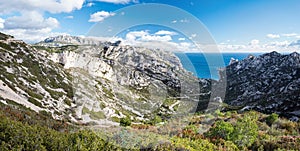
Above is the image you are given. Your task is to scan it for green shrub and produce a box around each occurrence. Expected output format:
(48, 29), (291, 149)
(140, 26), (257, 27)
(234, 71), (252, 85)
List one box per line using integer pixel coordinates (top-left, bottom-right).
(148, 115), (162, 125)
(230, 111), (259, 149)
(120, 116), (131, 127)
(28, 97), (43, 108)
(206, 120), (234, 140)
(171, 137), (216, 151)
(266, 113), (279, 126)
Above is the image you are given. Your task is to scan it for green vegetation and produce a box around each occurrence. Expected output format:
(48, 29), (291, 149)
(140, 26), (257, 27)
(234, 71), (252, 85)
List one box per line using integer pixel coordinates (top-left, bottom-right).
(81, 107), (106, 120)
(28, 97), (43, 108)
(230, 111), (259, 149)
(1, 101), (300, 150)
(0, 115), (118, 151)
(33, 45), (79, 53)
(0, 42), (13, 51)
(266, 113), (279, 126)
(120, 116), (131, 127)
(146, 115), (163, 125)
(63, 98), (72, 106)
(1, 96), (300, 151)
(206, 120), (234, 140)
(0, 32), (13, 40)
(102, 85), (114, 99)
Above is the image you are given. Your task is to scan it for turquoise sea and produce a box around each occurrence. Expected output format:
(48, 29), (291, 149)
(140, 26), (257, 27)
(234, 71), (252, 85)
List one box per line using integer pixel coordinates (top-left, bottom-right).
(175, 53), (261, 80)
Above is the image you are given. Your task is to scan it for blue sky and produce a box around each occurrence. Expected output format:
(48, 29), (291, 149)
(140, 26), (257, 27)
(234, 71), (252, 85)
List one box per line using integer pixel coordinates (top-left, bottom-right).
(1, 0), (300, 52)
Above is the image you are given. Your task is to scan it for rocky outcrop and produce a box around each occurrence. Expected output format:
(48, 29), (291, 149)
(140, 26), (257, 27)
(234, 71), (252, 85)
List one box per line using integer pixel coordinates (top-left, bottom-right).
(0, 33), (75, 121)
(2, 32), (299, 124)
(37, 35), (106, 47)
(221, 51), (300, 120)
(36, 34), (200, 124)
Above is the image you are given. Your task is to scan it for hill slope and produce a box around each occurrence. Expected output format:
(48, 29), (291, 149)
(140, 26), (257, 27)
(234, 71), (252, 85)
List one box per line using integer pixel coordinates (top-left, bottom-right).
(221, 51), (300, 120)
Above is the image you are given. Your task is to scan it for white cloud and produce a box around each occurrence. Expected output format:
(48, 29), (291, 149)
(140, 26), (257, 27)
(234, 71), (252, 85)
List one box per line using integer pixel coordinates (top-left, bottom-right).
(178, 38), (185, 41)
(180, 19), (189, 23)
(189, 34), (197, 39)
(95, 0), (138, 4)
(125, 30), (149, 42)
(154, 30), (177, 36)
(267, 41), (289, 47)
(218, 39), (300, 53)
(0, 13), (59, 42)
(125, 30), (173, 43)
(179, 42), (192, 47)
(4, 11), (59, 30)
(65, 15), (74, 19)
(142, 35), (172, 42)
(1, 11), (60, 42)
(282, 33), (298, 37)
(266, 34), (280, 39)
(0, 0), (84, 14)
(1, 28), (68, 43)
(171, 19), (189, 24)
(0, 0), (85, 43)
(249, 39), (259, 45)
(0, 18), (4, 29)
(86, 2), (95, 7)
(89, 11), (115, 22)
(118, 30), (200, 52)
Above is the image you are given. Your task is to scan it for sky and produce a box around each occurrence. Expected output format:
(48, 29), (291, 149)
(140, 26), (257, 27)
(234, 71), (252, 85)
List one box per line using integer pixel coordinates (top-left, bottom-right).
(1, 0), (300, 52)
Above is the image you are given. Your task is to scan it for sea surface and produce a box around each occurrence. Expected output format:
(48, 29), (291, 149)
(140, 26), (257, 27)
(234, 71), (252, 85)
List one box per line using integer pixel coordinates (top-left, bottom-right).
(175, 53), (262, 80)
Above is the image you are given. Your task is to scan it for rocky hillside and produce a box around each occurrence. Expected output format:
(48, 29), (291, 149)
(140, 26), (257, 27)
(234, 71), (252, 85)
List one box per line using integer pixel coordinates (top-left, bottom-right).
(0, 33), (74, 121)
(37, 35), (105, 47)
(1, 32), (299, 125)
(0, 33), (205, 126)
(221, 51), (300, 120)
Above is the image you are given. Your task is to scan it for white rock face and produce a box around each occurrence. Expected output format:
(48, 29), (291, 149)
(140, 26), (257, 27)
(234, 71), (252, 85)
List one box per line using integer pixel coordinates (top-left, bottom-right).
(41, 37), (200, 124)
(0, 80), (42, 112)
(50, 50), (115, 81)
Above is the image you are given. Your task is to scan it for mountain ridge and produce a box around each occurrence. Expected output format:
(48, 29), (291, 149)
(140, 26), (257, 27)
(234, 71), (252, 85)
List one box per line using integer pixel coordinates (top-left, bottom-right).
(1, 32), (299, 125)
(221, 51), (300, 120)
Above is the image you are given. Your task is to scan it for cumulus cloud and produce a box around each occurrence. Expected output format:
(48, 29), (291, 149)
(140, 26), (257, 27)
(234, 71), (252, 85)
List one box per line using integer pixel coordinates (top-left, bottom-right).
(2, 28), (68, 43)
(117, 30), (199, 52)
(219, 39), (300, 53)
(0, 0), (84, 14)
(171, 19), (189, 24)
(171, 20), (177, 23)
(4, 11), (59, 30)
(180, 19), (189, 23)
(125, 30), (173, 43)
(0, 18), (4, 29)
(155, 30), (177, 36)
(86, 2), (95, 7)
(249, 39), (260, 45)
(89, 11), (115, 22)
(0, 10), (63, 43)
(125, 30), (149, 42)
(0, 0), (85, 42)
(65, 15), (74, 19)
(266, 34), (280, 39)
(178, 38), (185, 41)
(282, 33), (298, 37)
(96, 0), (138, 4)
(189, 34), (197, 39)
